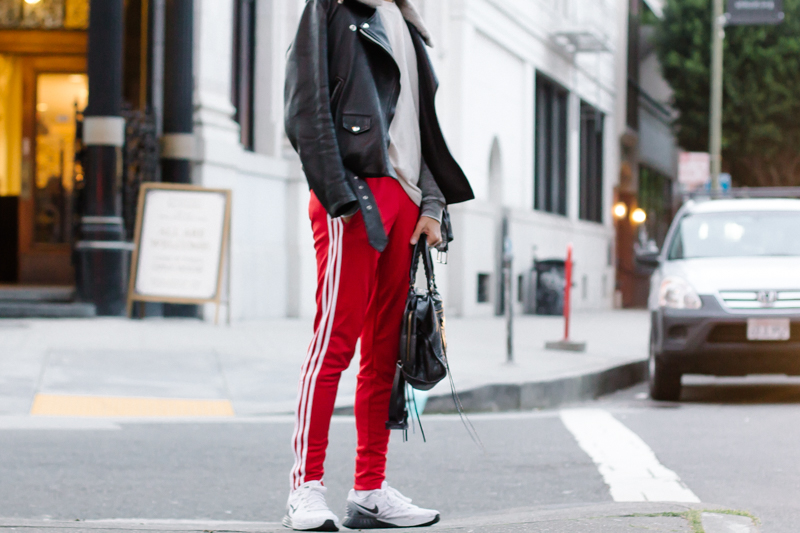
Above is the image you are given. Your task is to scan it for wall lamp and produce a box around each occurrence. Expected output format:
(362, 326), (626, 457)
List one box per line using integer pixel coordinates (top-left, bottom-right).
(630, 208), (647, 225)
(612, 202), (628, 219)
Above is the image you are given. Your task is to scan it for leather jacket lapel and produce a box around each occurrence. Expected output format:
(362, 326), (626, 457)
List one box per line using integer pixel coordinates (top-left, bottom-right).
(357, 11), (395, 63)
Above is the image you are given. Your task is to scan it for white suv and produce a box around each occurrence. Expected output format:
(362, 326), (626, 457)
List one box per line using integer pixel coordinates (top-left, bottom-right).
(640, 197), (800, 401)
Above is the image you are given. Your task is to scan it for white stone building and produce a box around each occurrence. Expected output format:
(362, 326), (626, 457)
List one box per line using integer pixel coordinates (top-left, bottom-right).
(191, 0), (626, 320)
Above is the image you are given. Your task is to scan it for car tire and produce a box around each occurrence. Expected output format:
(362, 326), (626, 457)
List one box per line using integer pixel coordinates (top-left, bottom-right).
(648, 332), (682, 401)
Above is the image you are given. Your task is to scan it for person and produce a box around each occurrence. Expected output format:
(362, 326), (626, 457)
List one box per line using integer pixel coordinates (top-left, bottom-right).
(283, 0), (473, 530)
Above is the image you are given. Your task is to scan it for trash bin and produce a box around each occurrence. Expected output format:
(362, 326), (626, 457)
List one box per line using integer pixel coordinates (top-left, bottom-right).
(532, 259), (566, 316)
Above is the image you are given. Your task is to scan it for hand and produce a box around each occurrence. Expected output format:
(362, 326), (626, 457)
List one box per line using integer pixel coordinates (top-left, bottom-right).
(410, 216), (442, 247)
(342, 214), (354, 224)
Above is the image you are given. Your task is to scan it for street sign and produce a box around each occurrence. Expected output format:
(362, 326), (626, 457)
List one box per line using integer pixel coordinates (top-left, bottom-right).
(704, 173), (732, 192)
(678, 152), (710, 192)
(727, 0), (784, 25)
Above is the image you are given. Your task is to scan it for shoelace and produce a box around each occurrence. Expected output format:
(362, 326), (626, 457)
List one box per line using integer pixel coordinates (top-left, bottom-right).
(382, 485), (415, 510)
(295, 484), (330, 511)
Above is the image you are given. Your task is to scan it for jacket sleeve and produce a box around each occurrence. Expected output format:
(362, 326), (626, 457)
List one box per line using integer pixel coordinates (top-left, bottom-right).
(419, 157), (446, 222)
(284, 0), (358, 218)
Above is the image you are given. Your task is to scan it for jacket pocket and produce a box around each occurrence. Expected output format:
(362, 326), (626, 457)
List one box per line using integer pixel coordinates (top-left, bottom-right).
(342, 114), (371, 135)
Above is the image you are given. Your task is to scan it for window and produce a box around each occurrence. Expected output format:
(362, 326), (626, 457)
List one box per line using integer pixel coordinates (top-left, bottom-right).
(667, 212), (800, 260)
(579, 101), (604, 223)
(639, 165), (673, 246)
(232, 0), (256, 151)
(626, 0), (640, 130)
(0, 0), (89, 29)
(535, 75), (568, 216)
(477, 273), (491, 303)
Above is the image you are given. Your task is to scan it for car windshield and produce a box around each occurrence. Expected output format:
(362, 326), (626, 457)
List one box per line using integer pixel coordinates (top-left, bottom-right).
(668, 211), (800, 259)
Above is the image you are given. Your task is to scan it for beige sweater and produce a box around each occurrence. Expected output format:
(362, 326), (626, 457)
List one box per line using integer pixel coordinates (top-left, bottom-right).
(377, 0), (423, 205)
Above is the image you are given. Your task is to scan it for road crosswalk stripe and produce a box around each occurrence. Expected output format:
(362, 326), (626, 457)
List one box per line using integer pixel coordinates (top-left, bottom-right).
(30, 394), (235, 417)
(560, 408), (700, 503)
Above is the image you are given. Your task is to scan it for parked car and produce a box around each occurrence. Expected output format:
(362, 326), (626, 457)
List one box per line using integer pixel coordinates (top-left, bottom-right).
(638, 197), (800, 401)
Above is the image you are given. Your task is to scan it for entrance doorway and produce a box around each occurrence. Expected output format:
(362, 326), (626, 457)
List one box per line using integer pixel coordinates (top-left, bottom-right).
(0, 54), (86, 285)
(0, 0), (89, 286)
(0, 32), (87, 285)
(21, 57), (86, 284)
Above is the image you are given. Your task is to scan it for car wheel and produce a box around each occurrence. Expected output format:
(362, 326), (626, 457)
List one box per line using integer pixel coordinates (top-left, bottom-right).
(648, 331), (682, 401)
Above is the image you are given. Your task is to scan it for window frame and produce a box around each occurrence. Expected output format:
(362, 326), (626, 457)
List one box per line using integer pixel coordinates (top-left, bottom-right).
(534, 74), (569, 216)
(578, 100), (604, 223)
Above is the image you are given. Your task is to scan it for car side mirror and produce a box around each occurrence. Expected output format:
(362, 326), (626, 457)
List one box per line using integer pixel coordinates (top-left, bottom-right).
(635, 250), (661, 269)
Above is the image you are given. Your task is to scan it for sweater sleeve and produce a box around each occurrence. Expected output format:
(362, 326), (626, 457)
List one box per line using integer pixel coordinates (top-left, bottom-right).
(419, 157), (445, 222)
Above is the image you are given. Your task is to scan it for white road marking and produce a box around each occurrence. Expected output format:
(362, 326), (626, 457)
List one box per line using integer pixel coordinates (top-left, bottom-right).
(0, 416), (121, 430)
(702, 513), (759, 533)
(560, 408), (700, 503)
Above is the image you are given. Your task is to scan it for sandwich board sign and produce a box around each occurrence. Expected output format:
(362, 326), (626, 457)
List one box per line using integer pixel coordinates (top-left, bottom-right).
(727, 0), (784, 25)
(127, 183), (232, 324)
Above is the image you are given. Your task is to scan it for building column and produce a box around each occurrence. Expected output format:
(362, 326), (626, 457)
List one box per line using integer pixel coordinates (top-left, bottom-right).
(159, 0), (198, 317)
(75, 0), (129, 316)
(161, 0), (194, 183)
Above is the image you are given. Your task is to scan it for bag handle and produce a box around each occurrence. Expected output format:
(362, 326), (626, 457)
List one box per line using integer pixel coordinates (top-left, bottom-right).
(408, 237), (436, 292)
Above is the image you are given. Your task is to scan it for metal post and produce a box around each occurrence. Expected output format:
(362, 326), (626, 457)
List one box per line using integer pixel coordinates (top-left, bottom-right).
(709, 0), (725, 193)
(503, 233), (514, 363)
(75, 0), (129, 316)
(563, 243), (573, 341)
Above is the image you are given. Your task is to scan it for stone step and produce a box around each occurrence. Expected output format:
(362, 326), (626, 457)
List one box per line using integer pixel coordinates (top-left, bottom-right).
(0, 286), (75, 303)
(0, 302), (96, 319)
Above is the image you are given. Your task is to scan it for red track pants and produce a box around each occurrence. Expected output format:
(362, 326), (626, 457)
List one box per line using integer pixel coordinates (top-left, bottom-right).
(291, 177), (419, 491)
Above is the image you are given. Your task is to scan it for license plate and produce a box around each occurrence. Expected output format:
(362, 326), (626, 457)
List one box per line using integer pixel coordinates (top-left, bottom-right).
(747, 318), (791, 341)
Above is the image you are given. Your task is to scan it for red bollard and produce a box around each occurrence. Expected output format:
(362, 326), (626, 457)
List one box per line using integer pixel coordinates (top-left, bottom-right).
(545, 243), (587, 352)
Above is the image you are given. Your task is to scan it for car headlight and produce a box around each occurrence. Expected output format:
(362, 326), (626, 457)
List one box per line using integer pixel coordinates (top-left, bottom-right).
(659, 277), (702, 309)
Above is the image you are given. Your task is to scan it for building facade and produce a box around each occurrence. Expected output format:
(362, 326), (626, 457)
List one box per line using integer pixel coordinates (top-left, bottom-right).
(0, 0), (627, 320)
(615, 0), (680, 308)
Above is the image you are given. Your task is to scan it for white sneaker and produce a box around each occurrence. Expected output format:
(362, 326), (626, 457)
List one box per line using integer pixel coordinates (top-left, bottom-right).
(283, 481), (341, 531)
(342, 482), (440, 529)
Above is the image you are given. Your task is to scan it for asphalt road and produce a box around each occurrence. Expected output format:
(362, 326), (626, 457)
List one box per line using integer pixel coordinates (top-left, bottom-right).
(1, 377), (799, 532)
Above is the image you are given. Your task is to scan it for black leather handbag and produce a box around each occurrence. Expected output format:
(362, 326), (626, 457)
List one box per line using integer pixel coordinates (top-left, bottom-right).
(386, 230), (482, 450)
(386, 238), (448, 431)
(401, 239), (448, 390)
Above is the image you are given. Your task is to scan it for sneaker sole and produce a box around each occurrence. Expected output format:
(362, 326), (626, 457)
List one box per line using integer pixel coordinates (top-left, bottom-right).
(341, 513), (440, 529)
(283, 515), (339, 532)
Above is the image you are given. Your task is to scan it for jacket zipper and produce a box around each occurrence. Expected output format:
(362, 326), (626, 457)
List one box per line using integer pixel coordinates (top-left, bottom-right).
(330, 76), (344, 109)
(358, 27), (401, 126)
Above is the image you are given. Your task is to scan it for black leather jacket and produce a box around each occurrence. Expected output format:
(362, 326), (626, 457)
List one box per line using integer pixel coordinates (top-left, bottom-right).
(285, 0), (473, 250)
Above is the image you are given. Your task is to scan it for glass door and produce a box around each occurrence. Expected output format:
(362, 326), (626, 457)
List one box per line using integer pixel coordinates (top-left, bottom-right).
(32, 72), (87, 244)
(18, 55), (86, 284)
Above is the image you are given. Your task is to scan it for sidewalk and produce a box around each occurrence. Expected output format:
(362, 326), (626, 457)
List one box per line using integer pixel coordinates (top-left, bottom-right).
(0, 310), (649, 417)
(0, 503), (759, 532)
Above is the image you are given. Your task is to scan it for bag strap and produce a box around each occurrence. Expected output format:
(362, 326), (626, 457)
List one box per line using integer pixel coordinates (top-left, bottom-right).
(408, 238), (437, 293)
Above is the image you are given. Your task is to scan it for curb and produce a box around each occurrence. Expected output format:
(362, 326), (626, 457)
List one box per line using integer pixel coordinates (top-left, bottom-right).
(0, 503), (759, 532)
(423, 359), (648, 413)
